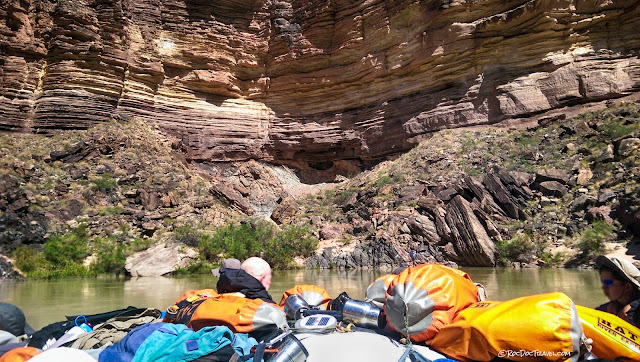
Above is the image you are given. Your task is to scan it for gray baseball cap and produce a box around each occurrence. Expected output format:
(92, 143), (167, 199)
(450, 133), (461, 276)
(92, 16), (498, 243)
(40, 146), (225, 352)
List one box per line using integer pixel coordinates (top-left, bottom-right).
(211, 258), (242, 277)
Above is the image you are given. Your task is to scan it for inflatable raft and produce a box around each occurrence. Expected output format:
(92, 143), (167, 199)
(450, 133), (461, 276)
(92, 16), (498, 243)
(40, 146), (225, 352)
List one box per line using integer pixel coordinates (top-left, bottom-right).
(297, 330), (448, 362)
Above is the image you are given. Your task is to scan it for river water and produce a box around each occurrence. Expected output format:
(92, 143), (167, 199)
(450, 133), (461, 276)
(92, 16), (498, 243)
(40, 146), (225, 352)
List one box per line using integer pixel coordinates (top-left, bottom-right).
(0, 267), (603, 331)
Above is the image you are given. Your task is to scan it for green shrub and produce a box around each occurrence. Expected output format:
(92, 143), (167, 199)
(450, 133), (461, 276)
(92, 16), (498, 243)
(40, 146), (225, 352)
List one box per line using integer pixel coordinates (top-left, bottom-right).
(43, 225), (89, 267)
(461, 165), (483, 176)
(199, 221), (272, 262)
(264, 225), (318, 269)
(539, 251), (564, 266)
(195, 221), (318, 270)
(391, 172), (405, 184)
(91, 173), (118, 194)
(11, 245), (47, 274)
(324, 189), (336, 200)
(515, 135), (539, 147)
(130, 237), (153, 252)
(335, 187), (358, 205)
(375, 175), (392, 188)
(578, 220), (613, 258)
(197, 233), (223, 261)
(90, 236), (126, 275)
(173, 259), (217, 275)
(98, 206), (124, 216)
(174, 225), (203, 247)
(495, 233), (536, 266)
(40, 264), (91, 278)
(601, 118), (638, 140)
(11, 224), (133, 278)
(460, 137), (477, 154)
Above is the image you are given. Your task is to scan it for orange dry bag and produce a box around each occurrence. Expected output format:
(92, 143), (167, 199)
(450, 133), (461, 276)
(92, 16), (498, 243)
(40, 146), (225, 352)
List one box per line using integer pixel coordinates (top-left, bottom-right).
(429, 292), (586, 361)
(576, 304), (640, 359)
(0, 347), (40, 362)
(188, 294), (287, 333)
(171, 289), (218, 305)
(163, 289), (218, 325)
(384, 264), (479, 342)
(278, 284), (332, 309)
(366, 274), (397, 308)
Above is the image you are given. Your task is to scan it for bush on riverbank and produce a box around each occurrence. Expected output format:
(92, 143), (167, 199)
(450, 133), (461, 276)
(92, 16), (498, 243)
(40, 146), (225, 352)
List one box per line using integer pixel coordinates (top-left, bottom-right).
(495, 232), (537, 266)
(578, 220), (613, 258)
(11, 224), (139, 278)
(178, 220), (318, 271)
(12, 225), (90, 278)
(263, 225), (317, 269)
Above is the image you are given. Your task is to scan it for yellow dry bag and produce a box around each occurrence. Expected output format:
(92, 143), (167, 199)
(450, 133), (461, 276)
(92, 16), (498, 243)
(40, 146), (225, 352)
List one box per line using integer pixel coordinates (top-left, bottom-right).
(576, 304), (640, 359)
(429, 292), (586, 361)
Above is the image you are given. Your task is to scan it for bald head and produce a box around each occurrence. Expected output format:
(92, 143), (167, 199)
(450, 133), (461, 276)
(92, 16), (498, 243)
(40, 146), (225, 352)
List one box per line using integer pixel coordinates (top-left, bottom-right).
(242, 257), (272, 291)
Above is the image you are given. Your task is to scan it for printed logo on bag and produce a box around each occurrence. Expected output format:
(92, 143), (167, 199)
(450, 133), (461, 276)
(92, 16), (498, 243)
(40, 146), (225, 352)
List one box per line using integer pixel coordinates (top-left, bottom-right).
(597, 316), (640, 351)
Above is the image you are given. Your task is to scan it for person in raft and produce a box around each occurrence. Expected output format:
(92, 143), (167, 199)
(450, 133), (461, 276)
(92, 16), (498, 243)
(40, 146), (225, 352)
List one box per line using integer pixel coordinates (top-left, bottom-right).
(212, 257), (275, 304)
(596, 255), (640, 326)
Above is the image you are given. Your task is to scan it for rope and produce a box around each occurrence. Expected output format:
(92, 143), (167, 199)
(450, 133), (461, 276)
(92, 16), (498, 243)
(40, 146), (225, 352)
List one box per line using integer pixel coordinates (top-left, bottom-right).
(335, 321), (355, 333)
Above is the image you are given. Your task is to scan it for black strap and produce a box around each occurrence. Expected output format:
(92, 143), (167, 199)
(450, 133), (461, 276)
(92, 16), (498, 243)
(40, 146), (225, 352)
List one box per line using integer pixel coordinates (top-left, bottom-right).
(237, 343), (268, 362)
(253, 343), (267, 362)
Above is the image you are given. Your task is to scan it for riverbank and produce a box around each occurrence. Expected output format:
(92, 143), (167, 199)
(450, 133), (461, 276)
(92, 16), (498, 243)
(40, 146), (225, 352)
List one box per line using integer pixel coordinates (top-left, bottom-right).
(1, 101), (640, 279)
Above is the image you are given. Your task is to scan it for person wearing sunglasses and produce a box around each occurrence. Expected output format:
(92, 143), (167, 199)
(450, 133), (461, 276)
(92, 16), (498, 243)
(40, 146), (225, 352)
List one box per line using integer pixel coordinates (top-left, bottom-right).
(595, 255), (640, 326)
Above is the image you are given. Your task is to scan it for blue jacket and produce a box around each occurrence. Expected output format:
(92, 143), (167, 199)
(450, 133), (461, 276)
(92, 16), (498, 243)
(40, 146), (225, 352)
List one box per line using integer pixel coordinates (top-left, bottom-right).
(99, 322), (166, 362)
(132, 323), (255, 362)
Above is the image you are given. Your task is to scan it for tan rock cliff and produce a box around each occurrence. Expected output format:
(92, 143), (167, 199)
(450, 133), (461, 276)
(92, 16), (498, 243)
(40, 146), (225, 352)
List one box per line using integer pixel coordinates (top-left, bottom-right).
(1, 0), (639, 171)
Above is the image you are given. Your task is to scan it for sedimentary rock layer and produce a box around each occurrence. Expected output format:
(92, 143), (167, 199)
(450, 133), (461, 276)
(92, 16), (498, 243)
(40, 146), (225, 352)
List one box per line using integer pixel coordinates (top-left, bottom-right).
(1, 0), (639, 166)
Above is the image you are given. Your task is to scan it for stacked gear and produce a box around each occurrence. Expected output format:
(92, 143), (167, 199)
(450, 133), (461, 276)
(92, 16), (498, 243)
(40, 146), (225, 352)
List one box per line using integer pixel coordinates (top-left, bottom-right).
(383, 264), (480, 342)
(278, 285), (332, 310)
(3, 263), (632, 362)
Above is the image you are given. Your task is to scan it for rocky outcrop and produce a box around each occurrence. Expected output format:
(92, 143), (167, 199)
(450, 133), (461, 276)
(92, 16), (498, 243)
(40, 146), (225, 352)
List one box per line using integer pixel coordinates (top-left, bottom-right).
(125, 240), (198, 277)
(209, 183), (255, 215)
(0, 255), (23, 280)
(445, 196), (496, 267)
(303, 101), (640, 269)
(1, 0), (640, 172)
(307, 164), (534, 268)
(0, 173), (48, 254)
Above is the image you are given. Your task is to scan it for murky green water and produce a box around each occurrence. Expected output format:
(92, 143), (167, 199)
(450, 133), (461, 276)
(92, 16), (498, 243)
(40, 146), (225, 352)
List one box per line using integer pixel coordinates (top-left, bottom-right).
(0, 267), (603, 331)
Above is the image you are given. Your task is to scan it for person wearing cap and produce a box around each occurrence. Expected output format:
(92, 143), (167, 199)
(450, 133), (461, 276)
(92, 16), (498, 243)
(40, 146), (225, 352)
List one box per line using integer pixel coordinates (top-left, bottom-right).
(214, 257), (275, 304)
(0, 303), (34, 340)
(211, 258), (242, 279)
(595, 255), (640, 325)
(0, 302), (36, 357)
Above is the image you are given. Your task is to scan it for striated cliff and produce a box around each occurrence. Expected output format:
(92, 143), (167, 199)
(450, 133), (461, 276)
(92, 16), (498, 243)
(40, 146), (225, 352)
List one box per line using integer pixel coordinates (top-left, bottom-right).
(2, 0), (640, 173)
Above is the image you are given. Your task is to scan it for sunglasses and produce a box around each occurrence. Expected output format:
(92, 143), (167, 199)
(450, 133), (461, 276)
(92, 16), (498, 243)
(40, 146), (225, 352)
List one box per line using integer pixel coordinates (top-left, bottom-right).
(601, 279), (618, 287)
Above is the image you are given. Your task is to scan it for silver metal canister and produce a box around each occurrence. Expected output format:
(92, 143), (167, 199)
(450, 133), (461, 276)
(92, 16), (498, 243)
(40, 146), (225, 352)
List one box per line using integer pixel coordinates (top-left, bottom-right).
(283, 294), (310, 320)
(265, 334), (309, 362)
(341, 299), (386, 329)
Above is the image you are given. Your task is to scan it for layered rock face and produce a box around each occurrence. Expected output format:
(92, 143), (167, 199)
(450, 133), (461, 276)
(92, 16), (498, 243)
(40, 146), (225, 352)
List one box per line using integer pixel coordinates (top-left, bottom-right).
(2, 0), (640, 169)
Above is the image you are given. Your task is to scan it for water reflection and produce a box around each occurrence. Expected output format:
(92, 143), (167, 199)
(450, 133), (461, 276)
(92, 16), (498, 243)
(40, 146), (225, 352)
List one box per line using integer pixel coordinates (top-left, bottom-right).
(465, 267), (603, 307)
(0, 268), (603, 331)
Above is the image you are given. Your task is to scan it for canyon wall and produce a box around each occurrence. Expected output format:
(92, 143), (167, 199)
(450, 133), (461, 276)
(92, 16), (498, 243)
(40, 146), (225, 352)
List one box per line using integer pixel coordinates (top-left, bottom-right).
(1, 0), (639, 169)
